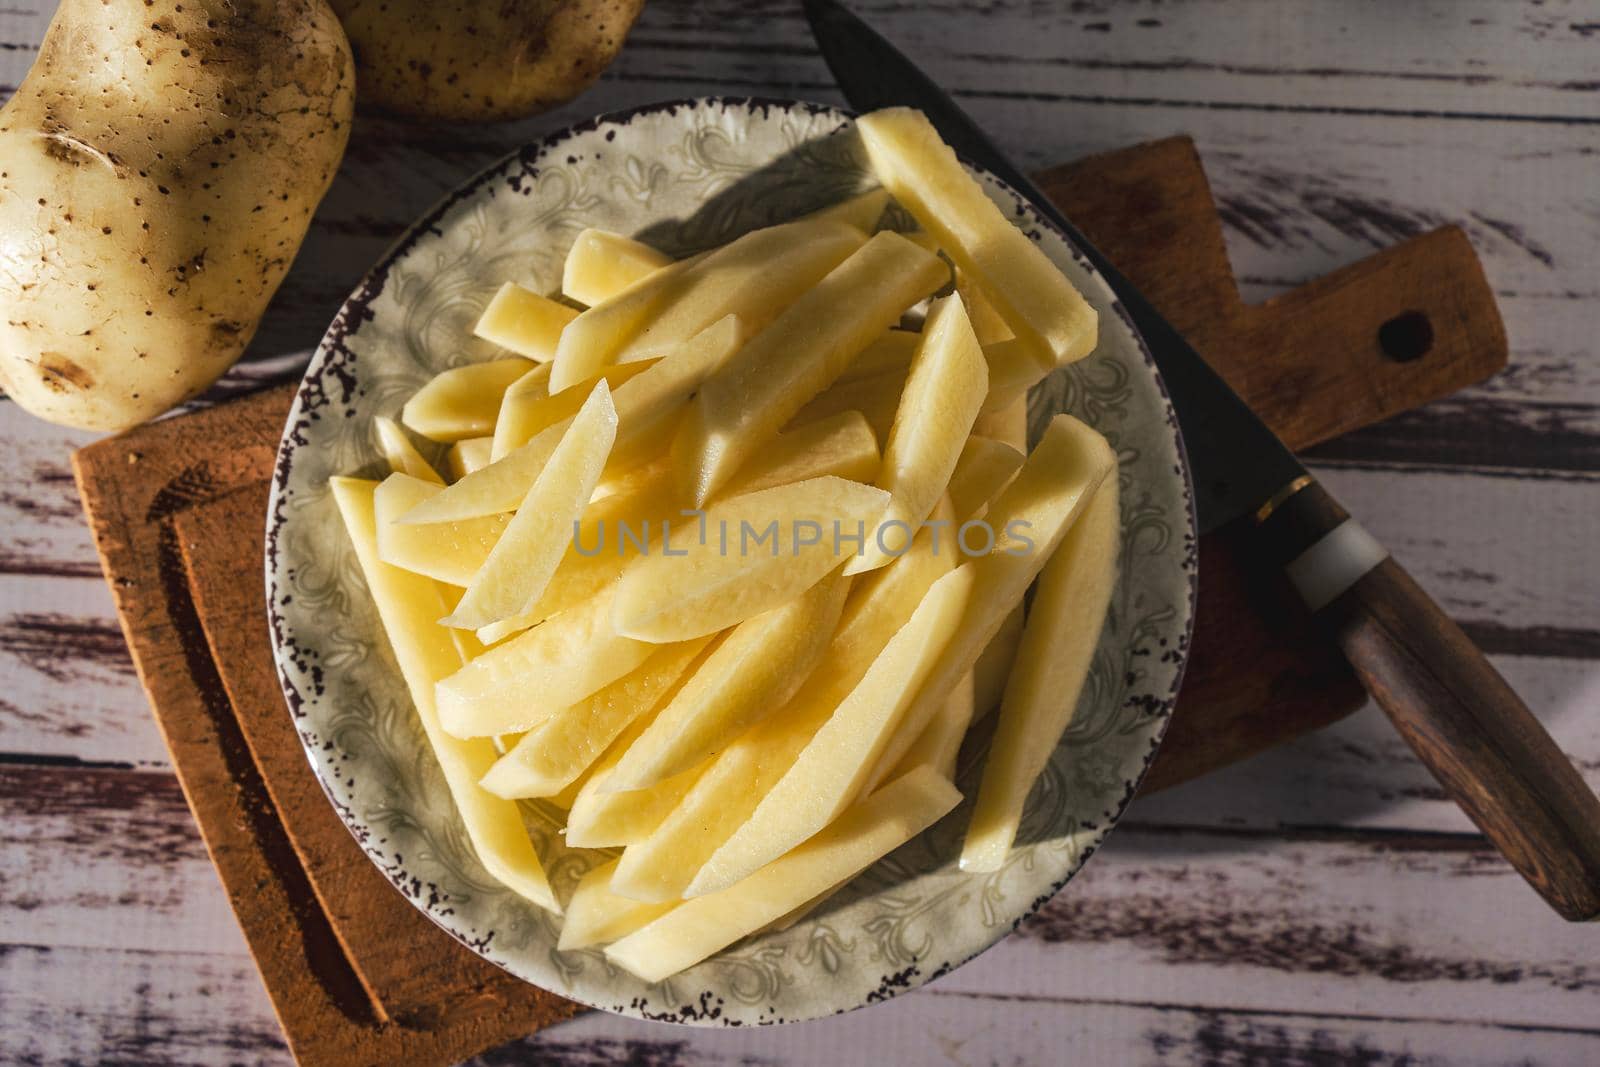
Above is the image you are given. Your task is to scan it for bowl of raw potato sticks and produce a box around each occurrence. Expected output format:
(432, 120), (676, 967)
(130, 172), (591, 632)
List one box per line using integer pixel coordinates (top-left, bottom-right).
(266, 98), (1195, 1024)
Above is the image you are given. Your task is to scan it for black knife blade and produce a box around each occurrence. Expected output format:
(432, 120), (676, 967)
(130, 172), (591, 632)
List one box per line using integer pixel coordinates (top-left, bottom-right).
(804, 0), (1303, 534)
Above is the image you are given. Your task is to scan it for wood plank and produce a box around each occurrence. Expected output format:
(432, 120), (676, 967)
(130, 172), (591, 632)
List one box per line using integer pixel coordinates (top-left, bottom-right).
(1133, 653), (1600, 834)
(7, 762), (1600, 1032)
(0, 765), (238, 956)
(512, 989), (1600, 1066)
(8, 938), (1598, 1067)
(610, 0), (1600, 121)
(939, 824), (1600, 1031)
(0, 944), (289, 1067)
(0, 574), (170, 768)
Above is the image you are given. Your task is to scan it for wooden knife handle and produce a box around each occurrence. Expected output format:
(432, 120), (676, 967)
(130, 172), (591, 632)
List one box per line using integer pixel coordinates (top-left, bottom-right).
(1258, 477), (1600, 921)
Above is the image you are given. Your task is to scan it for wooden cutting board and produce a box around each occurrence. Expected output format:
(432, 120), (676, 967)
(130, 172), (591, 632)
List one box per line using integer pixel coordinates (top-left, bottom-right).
(72, 135), (1506, 1066)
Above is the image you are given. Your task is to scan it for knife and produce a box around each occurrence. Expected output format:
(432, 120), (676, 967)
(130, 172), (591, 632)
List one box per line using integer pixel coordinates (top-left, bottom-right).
(806, 0), (1600, 921)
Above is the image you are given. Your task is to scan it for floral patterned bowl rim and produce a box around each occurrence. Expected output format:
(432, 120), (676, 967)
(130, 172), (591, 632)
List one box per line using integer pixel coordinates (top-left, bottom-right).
(265, 96), (1196, 1026)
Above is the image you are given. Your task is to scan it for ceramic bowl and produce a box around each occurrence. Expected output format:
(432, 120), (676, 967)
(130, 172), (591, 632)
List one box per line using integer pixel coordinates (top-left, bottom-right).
(266, 96), (1195, 1025)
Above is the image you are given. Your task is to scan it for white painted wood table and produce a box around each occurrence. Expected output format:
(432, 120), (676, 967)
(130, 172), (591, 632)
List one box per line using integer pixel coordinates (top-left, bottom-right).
(3, 2), (1598, 1063)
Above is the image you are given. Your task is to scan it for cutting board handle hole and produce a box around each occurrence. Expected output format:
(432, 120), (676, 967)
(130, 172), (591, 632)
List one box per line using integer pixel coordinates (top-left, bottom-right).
(1378, 311), (1434, 363)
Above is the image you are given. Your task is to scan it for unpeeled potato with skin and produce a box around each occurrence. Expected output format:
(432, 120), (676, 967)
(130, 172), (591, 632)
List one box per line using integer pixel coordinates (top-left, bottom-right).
(329, 0), (646, 123)
(0, 0), (354, 431)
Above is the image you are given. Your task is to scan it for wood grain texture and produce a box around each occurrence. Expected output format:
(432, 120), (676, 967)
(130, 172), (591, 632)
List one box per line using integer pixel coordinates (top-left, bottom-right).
(66, 388), (581, 1066)
(178, 484), (579, 1034)
(7, 764), (1600, 1062)
(2, 0), (1597, 1062)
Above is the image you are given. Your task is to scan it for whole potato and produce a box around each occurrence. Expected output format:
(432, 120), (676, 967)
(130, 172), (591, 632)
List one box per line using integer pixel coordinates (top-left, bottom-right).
(0, 0), (355, 431)
(329, 0), (645, 123)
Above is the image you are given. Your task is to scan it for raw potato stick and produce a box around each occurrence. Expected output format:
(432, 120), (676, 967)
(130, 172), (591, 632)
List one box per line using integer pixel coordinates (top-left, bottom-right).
(963, 478), (1120, 871)
(946, 436), (1025, 522)
(374, 416), (443, 484)
(679, 230), (948, 504)
(473, 282), (578, 362)
(846, 294), (988, 574)
(861, 414), (1116, 792)
(857, 107), (1097, 367)
(606, 573), (852, 791)
(610, 476), (889, 643)
(558, 859), (676, 951)
(891, 670), (976, 781)
(611, 219), (866, 364)
(605, 766), (960, 982)
(608, 515), (956, 902)
(686, 564), (974, 897)
(490, 360), (649, 462)
(374, 473), (510, 587)
(436, 585), (656, 738)
(552, 219), (861, 391)
(447, 436), (494, 479)
(714, 411), (881, 500)
(565, 709), (713, 848)
(441, 381), (617, 630)
(479, 637), (710, 799)
(330, 477), (557, 912)
(401, 357), (535, 441)
(563, 229), (673, 307)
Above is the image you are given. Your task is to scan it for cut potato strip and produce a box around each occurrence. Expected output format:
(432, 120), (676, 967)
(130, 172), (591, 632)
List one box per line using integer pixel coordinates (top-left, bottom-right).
(473, 282), (579, 362)
(553, 219), (861, 390)
(835, 328), (919, 385)
(374, 416), (443, 484)
(973, 604), (1024, 719)
(479, 637), (711, 799)
(399, 362), (647, 526)
(447, 436), (494, 479)
(956, 269), (1015, 347)
(442, 381), (617, 630)
(548, 255), (697, 393)
(606, 766), (960, 982)
(715, 411), (880, 500)
(565, 713), (711, 848)
(611, 476), (888, 643)
(481, 464), (680, 640)
(857, 107), (1097, 367)
(786, 365), (907, 444)
(611, 219), (866, 365)
(861, 415), (1115, 792)
(963, 477), (1120, 871)
(401, 357), (535, 441)
(558, 859), (677, 951)
(491, 360), (650, 462)
(679, 230), (947, 504)
(892, 670), (976, 781)
(330, 477), (557, 912)
(606, 572), (852, 792)
(492, 419), (883, 644)
(686, 564), (973, 896)
(374, 474), (509, 587)
(946, 436), (1024, 522)
(489, 363), (553, 461)
(607, 315), (749, 474)
(981, 338), (1051, 413)
(846, 294), (988, 575)
(802, 187), (890, 233)
(436, 585), (655, 738)
(973, 393), (1028, 452)
(609, 519), (955, 903)
(563, 229), (673, 308)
